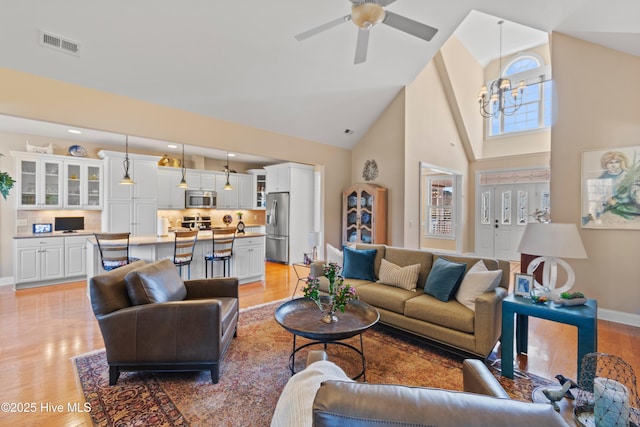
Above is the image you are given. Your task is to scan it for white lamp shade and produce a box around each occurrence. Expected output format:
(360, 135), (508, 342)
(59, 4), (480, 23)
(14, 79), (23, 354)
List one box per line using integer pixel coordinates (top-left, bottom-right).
(517, 223), (587, 259)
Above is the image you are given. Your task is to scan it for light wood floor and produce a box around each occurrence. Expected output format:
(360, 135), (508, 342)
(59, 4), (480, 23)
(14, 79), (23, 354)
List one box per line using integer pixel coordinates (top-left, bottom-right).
(0, 262), (638, 426)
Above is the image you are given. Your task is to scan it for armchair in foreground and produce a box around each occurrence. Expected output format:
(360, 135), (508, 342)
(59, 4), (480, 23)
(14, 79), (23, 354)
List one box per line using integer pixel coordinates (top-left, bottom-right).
(89, 259), (239, 385)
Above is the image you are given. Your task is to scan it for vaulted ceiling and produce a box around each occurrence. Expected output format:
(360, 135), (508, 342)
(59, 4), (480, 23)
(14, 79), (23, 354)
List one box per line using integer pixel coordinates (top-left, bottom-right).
(1, 0), (639, 156)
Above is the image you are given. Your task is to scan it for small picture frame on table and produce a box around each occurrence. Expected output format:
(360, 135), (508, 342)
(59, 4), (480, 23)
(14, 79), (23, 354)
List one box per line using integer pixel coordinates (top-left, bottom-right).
(514, 273), (533, 297)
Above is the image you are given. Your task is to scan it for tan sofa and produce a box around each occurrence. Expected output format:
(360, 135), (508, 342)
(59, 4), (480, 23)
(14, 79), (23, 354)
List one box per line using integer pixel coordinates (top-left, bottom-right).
(310, 244), (510, 358)
(272, 352), (568, 427)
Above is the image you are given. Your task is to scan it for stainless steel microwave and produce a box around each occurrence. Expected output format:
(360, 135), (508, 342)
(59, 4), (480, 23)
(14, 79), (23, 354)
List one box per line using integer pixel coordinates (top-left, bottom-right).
(185, 190), (217, 209)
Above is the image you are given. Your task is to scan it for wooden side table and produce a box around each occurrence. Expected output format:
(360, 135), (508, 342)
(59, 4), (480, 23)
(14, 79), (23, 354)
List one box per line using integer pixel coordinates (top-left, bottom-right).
(500, 294), (597, 379)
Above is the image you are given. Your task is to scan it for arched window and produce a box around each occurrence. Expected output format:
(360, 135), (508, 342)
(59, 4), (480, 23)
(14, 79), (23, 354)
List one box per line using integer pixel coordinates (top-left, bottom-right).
(489, 53), (552, 136)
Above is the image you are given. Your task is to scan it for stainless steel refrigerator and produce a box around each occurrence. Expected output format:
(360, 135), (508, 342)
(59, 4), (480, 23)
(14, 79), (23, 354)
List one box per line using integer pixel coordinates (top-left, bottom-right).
(266, 192), (290, 263)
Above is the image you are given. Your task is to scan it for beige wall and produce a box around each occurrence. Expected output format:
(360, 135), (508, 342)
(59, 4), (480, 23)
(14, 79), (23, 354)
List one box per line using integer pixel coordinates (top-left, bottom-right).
(405, 61), (470, 251)
(550, 33), (640, 316)
(439, 35), (485, 160)
(0, 67), (352, 278)
(351, 90), (406, 247)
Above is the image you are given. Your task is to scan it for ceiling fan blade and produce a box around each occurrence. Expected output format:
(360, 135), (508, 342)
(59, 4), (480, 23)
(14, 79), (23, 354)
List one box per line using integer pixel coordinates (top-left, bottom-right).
(295, 15), (350, 41)
(382, 11), (438, 41)
(354, 28), (370, 64)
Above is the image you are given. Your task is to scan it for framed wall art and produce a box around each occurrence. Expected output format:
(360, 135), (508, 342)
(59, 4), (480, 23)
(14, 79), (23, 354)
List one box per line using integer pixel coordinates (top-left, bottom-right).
(581, 146), (640, 229)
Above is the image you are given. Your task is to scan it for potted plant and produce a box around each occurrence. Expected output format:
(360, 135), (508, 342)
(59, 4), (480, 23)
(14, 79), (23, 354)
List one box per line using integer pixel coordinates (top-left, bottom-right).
(0, 154), (15, 200)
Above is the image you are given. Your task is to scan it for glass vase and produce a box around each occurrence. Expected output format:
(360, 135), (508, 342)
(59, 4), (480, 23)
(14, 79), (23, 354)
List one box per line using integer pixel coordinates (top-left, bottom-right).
(319, 295), (338, 323)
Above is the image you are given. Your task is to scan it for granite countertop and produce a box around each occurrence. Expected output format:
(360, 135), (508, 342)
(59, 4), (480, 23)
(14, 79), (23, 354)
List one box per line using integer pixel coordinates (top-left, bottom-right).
(84, 231), (265, 246)
(14, 230), (101, 239)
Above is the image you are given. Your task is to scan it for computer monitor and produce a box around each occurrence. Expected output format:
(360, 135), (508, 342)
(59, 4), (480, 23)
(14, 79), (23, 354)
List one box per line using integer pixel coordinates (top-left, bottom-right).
(54, 217), (84, 233)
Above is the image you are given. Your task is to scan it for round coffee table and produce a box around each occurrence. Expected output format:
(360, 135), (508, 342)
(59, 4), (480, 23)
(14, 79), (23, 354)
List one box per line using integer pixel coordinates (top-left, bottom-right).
(274, 297), (380, 380)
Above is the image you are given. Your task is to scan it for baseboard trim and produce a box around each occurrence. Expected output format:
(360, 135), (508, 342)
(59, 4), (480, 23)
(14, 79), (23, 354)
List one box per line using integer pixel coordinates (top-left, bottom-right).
(598, 308), (640, 328)
(0, 276), (14, 287)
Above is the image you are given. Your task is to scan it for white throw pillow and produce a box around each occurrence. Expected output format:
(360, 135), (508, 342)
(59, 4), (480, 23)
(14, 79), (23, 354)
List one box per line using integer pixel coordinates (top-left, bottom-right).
(326, 243), (343, 267)
(455, 260), (502, 311)
(377, 258), (421, 291)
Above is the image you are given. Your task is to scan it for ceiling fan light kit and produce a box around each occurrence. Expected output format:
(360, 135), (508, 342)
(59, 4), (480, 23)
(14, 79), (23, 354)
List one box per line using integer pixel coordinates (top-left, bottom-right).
(295, 0), (438, 64)
(351, 3), (385, 29)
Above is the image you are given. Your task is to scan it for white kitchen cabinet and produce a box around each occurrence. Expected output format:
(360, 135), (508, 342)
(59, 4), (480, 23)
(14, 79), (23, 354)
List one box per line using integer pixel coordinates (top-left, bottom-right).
(157, 168), (186, 209)
(216, 174), (239, 209)
(100, 150), (159, 236)
(233, 236), (265, 284)
(64, 235), (88, 277)
(64, 159), (103, 210)
(248, 169), (266, 209)
(14, 237), (65, 284)
(185, 170), (216, 190)
(13, 153), (63, 209)
(237, 174), (254, 209)
(265, 164), (291, 193)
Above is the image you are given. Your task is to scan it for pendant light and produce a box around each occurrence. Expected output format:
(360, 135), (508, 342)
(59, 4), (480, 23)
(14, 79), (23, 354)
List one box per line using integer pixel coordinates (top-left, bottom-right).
(224, 152), (232, 191)
(120, 135), (134, 185)
(178, 144), (188, 188)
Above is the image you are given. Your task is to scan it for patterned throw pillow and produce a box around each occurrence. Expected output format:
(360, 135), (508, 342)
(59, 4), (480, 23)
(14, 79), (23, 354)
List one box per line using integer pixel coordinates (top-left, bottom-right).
(377, 258), (421, 291)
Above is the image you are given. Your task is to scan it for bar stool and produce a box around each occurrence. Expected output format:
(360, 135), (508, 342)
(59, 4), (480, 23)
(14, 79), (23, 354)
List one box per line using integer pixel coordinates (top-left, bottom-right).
(171, 230), (199, 279)
(94, 232), (138, 271)
(204, 228), (236, 278)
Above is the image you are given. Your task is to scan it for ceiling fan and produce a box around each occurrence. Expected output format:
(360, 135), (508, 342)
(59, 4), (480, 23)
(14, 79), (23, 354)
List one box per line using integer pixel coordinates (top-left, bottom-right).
(295, 0), (438, 64)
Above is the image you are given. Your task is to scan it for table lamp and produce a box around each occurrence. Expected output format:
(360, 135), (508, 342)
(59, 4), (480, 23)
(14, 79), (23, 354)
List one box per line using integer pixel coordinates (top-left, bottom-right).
(516, 223), (587, 297)
(308, 231), (321, 261)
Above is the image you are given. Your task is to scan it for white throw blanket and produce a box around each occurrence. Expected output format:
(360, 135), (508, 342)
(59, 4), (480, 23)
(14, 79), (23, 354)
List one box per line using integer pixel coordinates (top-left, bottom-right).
(271, 360), (352, 427)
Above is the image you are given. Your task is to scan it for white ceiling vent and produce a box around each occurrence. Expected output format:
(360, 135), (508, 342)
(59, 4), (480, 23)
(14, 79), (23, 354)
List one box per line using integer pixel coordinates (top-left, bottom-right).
(39, 31), (80, 56)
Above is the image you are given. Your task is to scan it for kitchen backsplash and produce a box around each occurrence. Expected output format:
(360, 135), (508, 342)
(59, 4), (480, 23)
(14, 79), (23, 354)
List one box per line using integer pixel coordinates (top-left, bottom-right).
(17, 210), (101, 234)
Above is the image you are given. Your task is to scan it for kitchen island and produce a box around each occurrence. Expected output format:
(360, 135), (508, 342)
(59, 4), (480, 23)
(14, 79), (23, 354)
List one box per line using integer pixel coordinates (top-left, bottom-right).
(86, 230), (265, 286)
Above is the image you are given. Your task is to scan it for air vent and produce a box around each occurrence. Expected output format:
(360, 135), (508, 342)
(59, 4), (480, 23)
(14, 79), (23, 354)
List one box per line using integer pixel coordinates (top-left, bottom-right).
(39, 31), (80, 56)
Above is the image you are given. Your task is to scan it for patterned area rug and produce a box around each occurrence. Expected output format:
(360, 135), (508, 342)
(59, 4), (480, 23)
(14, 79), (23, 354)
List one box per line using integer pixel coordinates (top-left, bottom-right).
(73, 300), (553, 427)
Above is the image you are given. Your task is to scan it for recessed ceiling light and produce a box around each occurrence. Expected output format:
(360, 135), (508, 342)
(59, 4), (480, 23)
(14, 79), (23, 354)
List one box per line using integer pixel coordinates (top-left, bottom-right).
(167, 144), (177, 149)
(68, 129), (82, 134)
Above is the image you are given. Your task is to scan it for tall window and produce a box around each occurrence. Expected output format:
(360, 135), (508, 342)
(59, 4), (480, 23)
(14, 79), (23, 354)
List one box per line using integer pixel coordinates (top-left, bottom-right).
(425, 175), (456, 239)
(489, 53), (552, 137)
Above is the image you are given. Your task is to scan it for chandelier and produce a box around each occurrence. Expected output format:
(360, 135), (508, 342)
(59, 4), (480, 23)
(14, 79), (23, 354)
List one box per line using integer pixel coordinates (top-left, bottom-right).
(477, 20), (526, 118)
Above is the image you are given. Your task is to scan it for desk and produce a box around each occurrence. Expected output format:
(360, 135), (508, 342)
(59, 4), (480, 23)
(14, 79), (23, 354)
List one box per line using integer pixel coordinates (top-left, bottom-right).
(501, 294), (597, 379)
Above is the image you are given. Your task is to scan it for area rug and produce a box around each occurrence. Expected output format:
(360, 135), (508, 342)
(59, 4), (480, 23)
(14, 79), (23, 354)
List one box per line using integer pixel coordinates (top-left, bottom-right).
(73, 300), (553, 427)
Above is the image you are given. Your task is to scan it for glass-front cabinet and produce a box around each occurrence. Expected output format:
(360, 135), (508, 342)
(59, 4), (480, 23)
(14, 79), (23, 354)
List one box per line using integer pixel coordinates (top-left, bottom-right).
(16, 157), (63, 209)
(65, 160), (102, 209)
(342, 183), (387, 246)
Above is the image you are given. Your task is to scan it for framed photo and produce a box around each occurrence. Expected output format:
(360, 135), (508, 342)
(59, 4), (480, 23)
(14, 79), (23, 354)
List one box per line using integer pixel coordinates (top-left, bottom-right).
(581, 145), (640, 229)
(514, 273), (533, 297)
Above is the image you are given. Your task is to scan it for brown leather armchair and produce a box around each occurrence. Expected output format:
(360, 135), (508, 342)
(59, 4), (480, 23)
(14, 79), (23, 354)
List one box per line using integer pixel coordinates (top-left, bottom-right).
(89, 259), (239, 385)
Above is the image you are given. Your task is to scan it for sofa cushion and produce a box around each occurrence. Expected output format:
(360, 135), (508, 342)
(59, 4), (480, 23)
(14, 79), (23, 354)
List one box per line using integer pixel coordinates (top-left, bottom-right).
(356, 283), (417, 314)
(125, 259), (187, 305)
(90, 260), (147, 316)
(377, 258), (421, 291)
(424, 257), (468, 302)
(405, 293), (475, 333)
(384, 247), (433, 290)
(342, 246), (376, 281)
(326, 243), (343, 267)
(456, 261), (502, 311)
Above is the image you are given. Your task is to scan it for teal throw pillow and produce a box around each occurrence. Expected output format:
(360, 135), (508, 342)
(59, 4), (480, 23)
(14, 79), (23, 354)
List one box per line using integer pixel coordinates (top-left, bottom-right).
(341, 246), (377, 281)
(424, 257), (468, 302)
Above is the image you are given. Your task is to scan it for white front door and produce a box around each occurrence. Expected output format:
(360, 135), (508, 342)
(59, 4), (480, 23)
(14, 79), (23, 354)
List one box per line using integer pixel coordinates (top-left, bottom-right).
(475, 181), (550, 261)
